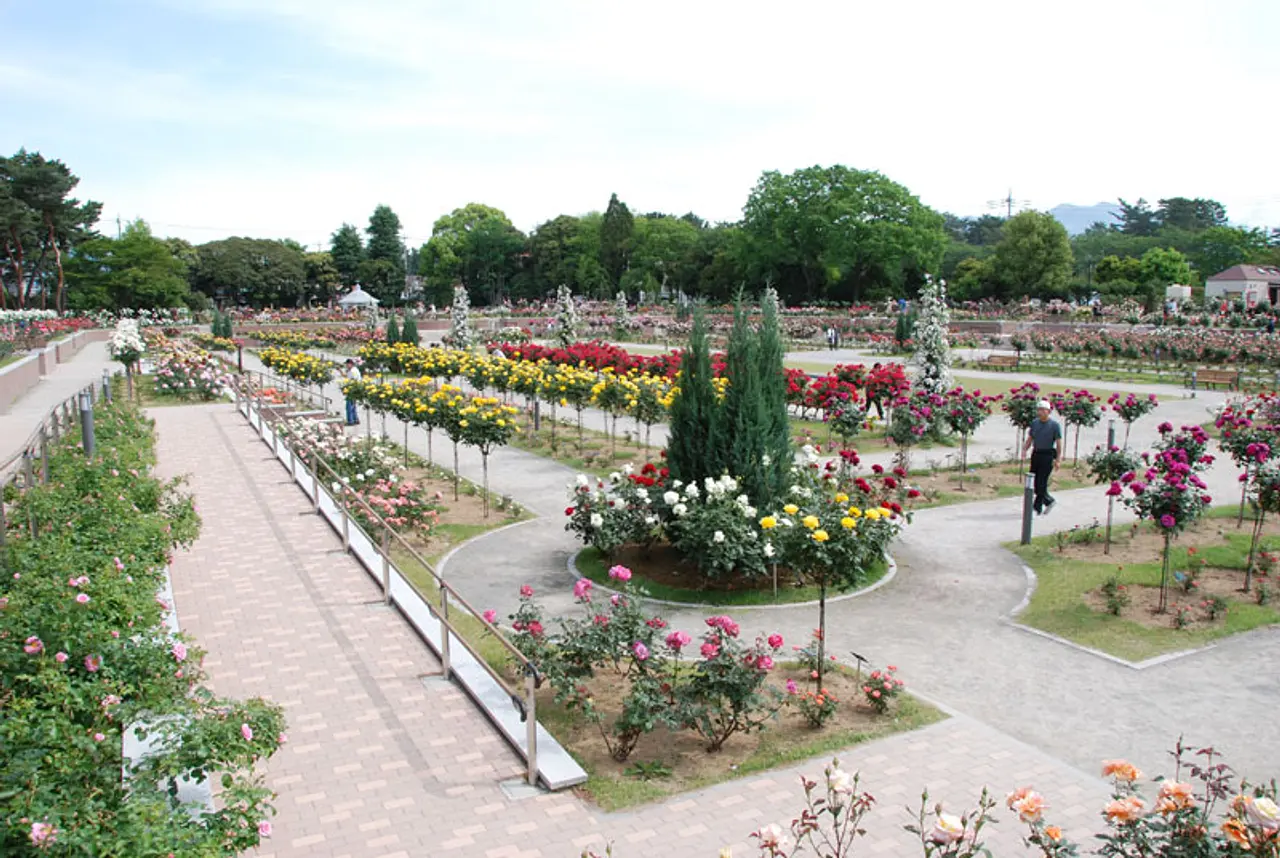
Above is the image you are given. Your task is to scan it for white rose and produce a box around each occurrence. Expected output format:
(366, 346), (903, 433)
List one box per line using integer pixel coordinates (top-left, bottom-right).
(622, 463), (634, 476)
(1247, 797), (1280, 831)
(609, 472), (621, 482)
(761, 453), (771, 466)
(757, 823), (787, 850)
(928, 814), (964, 845)
(663, 491), (680, 505)
(590, 513), (604, 528)
(763, 542), (775, 558)
(736, 494), (750, 506)
(743, 505), (757, 518)
(827, 767), (854, 798)
(746, 530), (757, 541)
(644, 515), (657, 525)
(576, 474), (590, 487)
(704, 477), (716, 491)
(635, 488), (648, 500)
(685, 483), (699, 498)
(672, 503), (688, 517)
(713, 530), (725, 543)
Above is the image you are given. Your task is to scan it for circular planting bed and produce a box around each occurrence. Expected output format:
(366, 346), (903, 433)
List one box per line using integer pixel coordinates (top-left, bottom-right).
(574, 545), (889, 606)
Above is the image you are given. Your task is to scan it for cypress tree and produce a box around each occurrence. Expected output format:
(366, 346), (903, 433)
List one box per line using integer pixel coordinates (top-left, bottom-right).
(666, 309), (725, 487)
(385, 314), (400, 344)
(756, 288), (792, 504)
(402, 313), (419, 346)
(722, 294), (767, 502)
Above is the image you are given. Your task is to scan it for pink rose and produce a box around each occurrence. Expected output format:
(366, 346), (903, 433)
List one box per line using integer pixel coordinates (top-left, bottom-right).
(241, 723), (254, 741)
(482, 609), (497, 624)
(632, 642), (650, 661)
(608, 565), (632, 582)
(665, 630), (691, 651)
(573, 578), (593, 600)
(767, 634), (784, 649)
(519, 585), (534, 598)
(700, 641), (720, 659)
(55, 652), (68, 663)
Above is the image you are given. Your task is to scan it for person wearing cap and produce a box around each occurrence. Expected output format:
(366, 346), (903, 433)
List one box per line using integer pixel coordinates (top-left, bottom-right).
(343, 359), (362, 426)
(1022, 399), (1063, 515)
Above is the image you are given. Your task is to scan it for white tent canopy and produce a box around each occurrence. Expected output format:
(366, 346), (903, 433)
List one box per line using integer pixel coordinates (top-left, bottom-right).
(338, 286), (379, 307)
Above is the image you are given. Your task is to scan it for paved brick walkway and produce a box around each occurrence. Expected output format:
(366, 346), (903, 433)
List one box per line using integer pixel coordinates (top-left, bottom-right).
(151, 403), (1121, 857)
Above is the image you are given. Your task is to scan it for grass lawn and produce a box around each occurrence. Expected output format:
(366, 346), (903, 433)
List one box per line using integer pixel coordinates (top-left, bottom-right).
(1008, 506), (1280, 662)
(0, 351), (25, 370)
(510, 413), (661, 478)
(575, 546), (888, 606)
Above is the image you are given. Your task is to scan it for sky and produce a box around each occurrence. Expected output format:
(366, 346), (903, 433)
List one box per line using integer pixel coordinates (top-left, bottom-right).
(2, 0), (1277, 249)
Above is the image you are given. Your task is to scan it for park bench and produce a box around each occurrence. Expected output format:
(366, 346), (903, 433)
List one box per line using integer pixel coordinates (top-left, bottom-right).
(1187, 369), (1240, 391)
(979, 354), (1020, 371)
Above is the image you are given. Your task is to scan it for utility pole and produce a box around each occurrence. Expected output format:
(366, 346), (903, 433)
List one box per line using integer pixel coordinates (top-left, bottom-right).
(116, 216), (122, 239)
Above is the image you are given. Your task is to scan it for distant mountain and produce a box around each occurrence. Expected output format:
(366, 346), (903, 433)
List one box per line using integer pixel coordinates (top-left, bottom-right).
(1050, 202), (1117, 235)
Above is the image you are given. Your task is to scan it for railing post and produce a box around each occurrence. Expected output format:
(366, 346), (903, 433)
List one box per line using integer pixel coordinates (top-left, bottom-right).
(102, 370), (112, 402)
(525, 667), (538, 786)
(0, 478), (7, 549)
(340, 484), (350, 551)
(439, 585), (451, 680)
(310, 450), (320, 512)
(23, 453), (36, 538)
(381, 525), (391, 605)
(39, 428), (49, 484)
(80, 391), (96, 460)
(365, 405), (371, 440)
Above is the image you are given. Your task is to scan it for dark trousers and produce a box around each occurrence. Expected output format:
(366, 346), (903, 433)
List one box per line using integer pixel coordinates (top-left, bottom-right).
(866, 396), (884, 420)
(1030, 450), (1056, 512)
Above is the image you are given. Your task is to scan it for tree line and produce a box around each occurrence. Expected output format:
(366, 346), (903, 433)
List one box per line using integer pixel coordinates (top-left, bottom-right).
(5, 147), (1278, 312)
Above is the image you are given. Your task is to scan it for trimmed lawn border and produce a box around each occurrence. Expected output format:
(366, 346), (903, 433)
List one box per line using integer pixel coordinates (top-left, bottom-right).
(572, 546), (894, 609)
(1005, 507), (1280, 665)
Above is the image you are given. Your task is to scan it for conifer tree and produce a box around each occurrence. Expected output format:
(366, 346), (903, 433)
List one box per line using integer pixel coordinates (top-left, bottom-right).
(756, 287), (792, 503)
(666, 309), (725, 487)
(402, 313), (419, 345)
(722, 295), (768, 502)
(385, 314), (400, 344)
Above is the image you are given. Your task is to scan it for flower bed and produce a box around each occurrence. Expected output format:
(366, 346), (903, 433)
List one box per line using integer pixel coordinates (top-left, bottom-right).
(1011, 507), (1280, 661)
(0, 399), (284, 853)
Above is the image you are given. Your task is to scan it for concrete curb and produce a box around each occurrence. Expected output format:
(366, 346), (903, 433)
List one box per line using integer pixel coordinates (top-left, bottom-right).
(564, 548), (898, 612)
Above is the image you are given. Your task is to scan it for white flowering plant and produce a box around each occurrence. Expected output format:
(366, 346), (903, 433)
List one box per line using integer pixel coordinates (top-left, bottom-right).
(554, 284), (578, 347)
(108, 318), (146, 367)
(913, 274), (952, 397)
(564, 472), (659, 557)
(443, 284), (474, 349)
(665, 475), (769, 579)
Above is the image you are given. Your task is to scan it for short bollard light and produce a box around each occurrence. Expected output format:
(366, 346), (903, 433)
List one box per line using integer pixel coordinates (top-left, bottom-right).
(79, 391), (96, 459)
(102, 370), (112, 402)
(1020, 472), (1034, 545)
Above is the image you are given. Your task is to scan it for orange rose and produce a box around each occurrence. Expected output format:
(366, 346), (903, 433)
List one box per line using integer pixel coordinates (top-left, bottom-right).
(1013, 793), (1048, 823)
(1101, 759), (1143, 782)
(1043, 826), (1062, 843)
(1155, 781), (1194, 814)
(1006, 786), (1033, 809)
(1223, 817), (1250, 847)
(1104, 796), (1145, 824)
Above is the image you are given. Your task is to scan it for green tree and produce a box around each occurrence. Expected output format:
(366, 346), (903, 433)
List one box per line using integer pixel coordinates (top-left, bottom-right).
(1156, 197), (1227, 231)
(357, 257), (401, 306)
(191, 237), (307, 307)
(1113, 198), (1158, 237)
(1185, 225), (1270, 281)
(304, 251), (342, 304)
(740, 165), (946, 303)
(1094, 255), (1144, 284)
(599, 192), (634, 290)
(721, 296), (765, 499)
(0, 149), (101, 310)
(66, 220), (191, 310)
(666, 310), (726, 488)
(419, 203), (520, 305)
(755, 286), (792, 502)
(385, 314), (400, 343)
(528, 214), (586, 297)
(990, 211), (1073, 298)
(1140, 247), (1193, 287)
(329, 223), (364, 286)
(365, 204), (405, 302)
(623, 215), (700, 295)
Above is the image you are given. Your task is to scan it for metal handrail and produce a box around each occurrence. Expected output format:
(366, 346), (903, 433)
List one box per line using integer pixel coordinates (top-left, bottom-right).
(0, 374), (107, 479)
(235, 375), (542, 785)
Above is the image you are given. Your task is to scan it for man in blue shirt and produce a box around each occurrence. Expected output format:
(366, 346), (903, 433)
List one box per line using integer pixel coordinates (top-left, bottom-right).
(1022, 399), (1063, 515)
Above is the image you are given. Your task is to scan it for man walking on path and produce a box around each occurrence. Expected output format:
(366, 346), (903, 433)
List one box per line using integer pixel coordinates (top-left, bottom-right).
(1023, 399), (1063, 515)
(343, 359), (361, 425)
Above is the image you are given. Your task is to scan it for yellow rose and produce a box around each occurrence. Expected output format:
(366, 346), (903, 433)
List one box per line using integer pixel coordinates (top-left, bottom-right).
(783, 504), (799, 515)
(812, 529), (829, 543)
(841, 517), (856, 530)
(835, 493), (849, 504)
(864, 509), (881, 521)
(847, 507), (861, 518)
(802, 515), (820, 530)
(760, 516), (777, 530)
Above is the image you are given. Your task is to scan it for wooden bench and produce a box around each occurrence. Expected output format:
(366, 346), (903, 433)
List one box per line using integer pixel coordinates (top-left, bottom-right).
(1188, 369), (1240, 391)
(979, 354), (1020, 371)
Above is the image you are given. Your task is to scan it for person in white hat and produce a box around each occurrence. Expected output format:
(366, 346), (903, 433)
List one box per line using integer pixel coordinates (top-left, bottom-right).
(1022, 399), (1063, 515)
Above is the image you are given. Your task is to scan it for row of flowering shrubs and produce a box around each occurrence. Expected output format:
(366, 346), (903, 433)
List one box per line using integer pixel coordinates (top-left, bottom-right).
(496, 574), (903, 763)
(278, 414), (442, 533)
(146, 332), (233, 401)
(0, 399), (285, 854)
(258, 346), (336, 385)
(584, 744), (1280, 857)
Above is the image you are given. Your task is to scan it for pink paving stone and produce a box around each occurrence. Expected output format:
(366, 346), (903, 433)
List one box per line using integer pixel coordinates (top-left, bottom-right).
(150, 404), (1115, 857)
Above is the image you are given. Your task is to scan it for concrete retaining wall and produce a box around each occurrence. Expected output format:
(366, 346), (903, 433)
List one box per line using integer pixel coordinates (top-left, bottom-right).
(0, 329), (108, 412)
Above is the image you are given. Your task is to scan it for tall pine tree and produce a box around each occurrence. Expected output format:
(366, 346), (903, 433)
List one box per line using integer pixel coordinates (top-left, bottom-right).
(756, 287), (792, 504)
(722, 295), (767, 502)
(666, 309), (725, 487)
(329, 223), (364, 287)
(599, 193), (634, 289)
